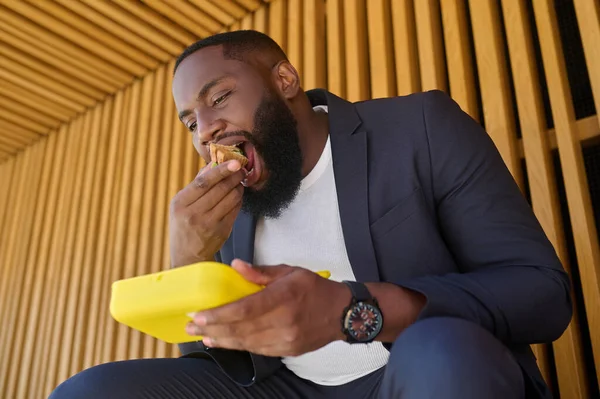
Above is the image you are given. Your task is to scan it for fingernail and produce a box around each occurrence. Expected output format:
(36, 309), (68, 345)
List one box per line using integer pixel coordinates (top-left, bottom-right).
(227, 161), (241, 172)
(203, 337), (213, 346)
(194, 315), (207, 326)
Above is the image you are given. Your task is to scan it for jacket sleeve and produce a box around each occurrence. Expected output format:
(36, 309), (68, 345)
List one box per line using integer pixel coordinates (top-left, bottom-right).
(396, 90), (572, 345)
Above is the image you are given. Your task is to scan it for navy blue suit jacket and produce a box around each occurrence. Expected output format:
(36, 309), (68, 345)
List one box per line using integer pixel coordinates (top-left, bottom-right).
(180, 89), (572, 398)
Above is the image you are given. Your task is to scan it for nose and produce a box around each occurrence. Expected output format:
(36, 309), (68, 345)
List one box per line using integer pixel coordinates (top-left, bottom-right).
(197, 115), (226, 145)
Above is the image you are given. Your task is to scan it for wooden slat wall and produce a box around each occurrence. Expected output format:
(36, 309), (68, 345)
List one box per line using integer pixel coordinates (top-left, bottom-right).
(0, 0), (599, 397)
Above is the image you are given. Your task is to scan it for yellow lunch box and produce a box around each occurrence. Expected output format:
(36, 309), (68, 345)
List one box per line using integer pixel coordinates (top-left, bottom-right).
(109, 261), (331, 344)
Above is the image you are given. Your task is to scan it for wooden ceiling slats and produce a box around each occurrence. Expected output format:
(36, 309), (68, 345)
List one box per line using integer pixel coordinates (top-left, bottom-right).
(54, 0), (172, 62)
(0, 24), (124, 92)
(0, 121), (43, 142)
(0, 43), (111, 98)
(0, 63), (97, 109)
(0, 44), (106, 104)
(141, 0), (213, 39)
(0, 8), (132, 84)
(0, 98), (62, 129)
(26, 0), (161, 70)
(0, 69), (87, 113)
(0, 81), (75, 122)
(0, 1), (148, 76)
(0, 109), (52, 135)
(188, 0), (237, 26)
(161, 0), (223, 32)
(88, 0), (188, 55)
(234, 0), (264, 12)
(208, 0), (248, 19)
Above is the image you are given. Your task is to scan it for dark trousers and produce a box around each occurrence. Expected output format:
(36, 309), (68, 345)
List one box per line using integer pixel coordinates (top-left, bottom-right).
(49, 317), (526, 399)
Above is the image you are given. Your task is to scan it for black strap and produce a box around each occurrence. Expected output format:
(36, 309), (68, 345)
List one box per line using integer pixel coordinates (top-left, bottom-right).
(342, 280), (372, 302)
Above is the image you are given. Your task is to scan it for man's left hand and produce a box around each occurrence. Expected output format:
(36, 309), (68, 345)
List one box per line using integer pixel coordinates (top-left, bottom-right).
(186, 259), (351, 357)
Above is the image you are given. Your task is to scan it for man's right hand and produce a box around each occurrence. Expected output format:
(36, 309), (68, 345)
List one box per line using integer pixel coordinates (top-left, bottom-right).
(169, 160), (245, 268)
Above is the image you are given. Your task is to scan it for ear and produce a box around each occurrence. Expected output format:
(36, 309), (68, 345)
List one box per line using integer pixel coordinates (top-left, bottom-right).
(273, 60), (301, 100)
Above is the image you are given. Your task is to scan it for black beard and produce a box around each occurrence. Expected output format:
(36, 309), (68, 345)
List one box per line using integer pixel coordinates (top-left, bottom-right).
(241, 92), (303, 219)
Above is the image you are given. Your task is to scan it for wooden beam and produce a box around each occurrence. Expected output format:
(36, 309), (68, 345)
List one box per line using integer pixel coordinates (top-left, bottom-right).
(414, 0), (447, 91)
(391, 0), (420, 96)
(367, 0), (396, 99)
(326, 0), (345, 97)
(440, 0), (478, 120)
(533, 0), (600, 375)
(344, 0), (370, 101)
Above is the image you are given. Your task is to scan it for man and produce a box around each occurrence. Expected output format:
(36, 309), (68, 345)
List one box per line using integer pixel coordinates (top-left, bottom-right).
(51, 30), (571, 398)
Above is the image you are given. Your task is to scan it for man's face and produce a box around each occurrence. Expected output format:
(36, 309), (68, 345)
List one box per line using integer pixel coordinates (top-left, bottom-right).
(172, 46), (303, 218)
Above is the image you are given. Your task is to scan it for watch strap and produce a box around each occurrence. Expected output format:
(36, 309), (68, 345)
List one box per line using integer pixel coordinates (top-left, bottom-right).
(342, 280), (372, 302)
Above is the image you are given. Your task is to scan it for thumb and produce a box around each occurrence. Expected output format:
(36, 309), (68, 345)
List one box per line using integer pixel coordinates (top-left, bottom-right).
(231, 259), (293, 286)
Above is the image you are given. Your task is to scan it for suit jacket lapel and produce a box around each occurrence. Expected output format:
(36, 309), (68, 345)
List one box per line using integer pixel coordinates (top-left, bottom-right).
(313, 90), (381, 283)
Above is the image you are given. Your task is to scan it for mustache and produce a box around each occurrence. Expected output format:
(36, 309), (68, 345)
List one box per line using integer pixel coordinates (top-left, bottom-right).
(215, 130), (256, 145)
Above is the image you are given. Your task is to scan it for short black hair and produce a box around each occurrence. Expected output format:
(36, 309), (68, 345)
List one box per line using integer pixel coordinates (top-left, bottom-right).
(173, 30), (287, 75)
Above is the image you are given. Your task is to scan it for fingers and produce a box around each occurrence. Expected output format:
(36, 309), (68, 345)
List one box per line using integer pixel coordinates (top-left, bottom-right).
(192, 173), (244, 214)
(173, 161), (243, 208)
(231, 260), (294, 286)
(203, 185), (243, 222)
(193, 275), (295, 326)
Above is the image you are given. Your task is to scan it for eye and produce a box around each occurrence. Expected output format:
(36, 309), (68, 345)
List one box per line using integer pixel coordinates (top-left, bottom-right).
(213, 91), (231, 106)
(187, 121), (197, 133)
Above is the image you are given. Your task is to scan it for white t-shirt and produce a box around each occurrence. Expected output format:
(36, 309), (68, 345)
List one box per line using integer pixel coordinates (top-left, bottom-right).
(253, 106), (389, 385)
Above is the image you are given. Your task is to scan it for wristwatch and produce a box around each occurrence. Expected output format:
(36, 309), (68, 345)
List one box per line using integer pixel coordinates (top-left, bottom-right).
(341, 281), (384, 343)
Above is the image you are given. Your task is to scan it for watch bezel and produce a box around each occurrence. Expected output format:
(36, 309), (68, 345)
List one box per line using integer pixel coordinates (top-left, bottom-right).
(342, 299), (384, 343)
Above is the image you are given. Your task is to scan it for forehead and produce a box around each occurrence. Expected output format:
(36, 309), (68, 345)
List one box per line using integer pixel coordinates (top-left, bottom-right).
(172, 46), (254, 108)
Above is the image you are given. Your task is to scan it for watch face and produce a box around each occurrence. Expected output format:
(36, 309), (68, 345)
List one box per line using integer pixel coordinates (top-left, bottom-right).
(345, 301), (383, 342)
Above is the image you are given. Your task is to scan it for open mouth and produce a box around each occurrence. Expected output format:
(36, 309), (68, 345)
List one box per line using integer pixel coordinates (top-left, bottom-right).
(217, 140), (260, 188)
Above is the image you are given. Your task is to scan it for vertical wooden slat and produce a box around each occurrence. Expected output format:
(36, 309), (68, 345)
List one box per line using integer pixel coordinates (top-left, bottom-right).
(367, 0), (396, 99)
(391, 0), (420, 96)
(54, 106), (103, 385)
(469, 0), (524, 190)
(166, 91), (187, 359)
(69, 98), (114, 377)
(440, 0), (478, 120)
(145, 63), (175, 359)
(99, 81), (140, 364)
(9, 135), (57, 399)
(0, 143), (44, 399)
(287, 0), (303, 82)
(44, 112), (93, 394)
(88, 89), (129, 369)
(131, 67), (166, 360)
(502, 1), (588, 396)
(533, 0), (600, 375)
(269, 0), (287, 52)
(414, 0), (447, 92)
(28, 125), (69, 399)
(326, 0), (345, 98)
(253, 5), (269, 33)
(344, 0), (370, 101)
(114, 73), (155, 361)
(0, 158), (15, 254)
(32, 121), (80, 398)
(240, 13), (253, 30)
(573, 0), (600, 128)
(303, 0), (326, 90)
(0, 157), (24, 320)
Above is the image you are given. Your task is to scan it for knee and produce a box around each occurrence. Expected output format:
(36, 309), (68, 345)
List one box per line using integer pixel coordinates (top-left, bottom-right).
(383, 317), (524, 397)
(49, 362), (126, 398)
